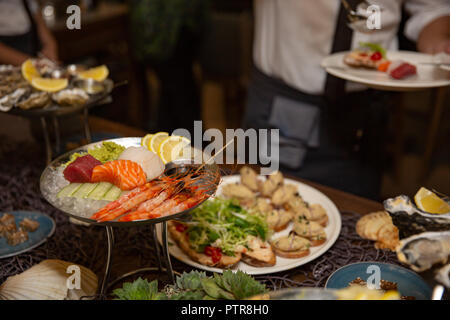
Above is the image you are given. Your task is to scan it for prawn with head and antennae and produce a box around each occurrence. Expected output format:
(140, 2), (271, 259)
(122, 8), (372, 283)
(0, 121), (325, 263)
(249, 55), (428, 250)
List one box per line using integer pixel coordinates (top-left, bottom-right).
(92, 162), (221, 222)
(92, 181), (166, 222)
(118, 190), (209, 222)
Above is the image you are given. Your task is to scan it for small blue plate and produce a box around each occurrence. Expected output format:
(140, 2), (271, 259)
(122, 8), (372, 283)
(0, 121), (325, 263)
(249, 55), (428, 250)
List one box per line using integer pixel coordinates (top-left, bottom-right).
(0, 211), (55, 259)
(325, 262), (432, 300)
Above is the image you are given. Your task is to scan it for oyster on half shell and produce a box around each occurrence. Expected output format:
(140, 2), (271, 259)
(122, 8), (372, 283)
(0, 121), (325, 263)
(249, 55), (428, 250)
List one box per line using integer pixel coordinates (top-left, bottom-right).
(384, 195), (450, 238)
(0, 88), (29, 112)
(396, 231), (450, 272)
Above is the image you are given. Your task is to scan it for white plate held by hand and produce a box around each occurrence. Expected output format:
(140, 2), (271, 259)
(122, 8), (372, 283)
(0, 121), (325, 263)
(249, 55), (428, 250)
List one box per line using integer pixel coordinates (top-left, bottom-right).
(321, 51), (450, 92)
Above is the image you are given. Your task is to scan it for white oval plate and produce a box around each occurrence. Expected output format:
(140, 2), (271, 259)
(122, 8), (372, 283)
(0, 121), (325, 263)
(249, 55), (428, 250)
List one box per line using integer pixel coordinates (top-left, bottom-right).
(321, 51), (450, 91)
(157, 175), (342, 275)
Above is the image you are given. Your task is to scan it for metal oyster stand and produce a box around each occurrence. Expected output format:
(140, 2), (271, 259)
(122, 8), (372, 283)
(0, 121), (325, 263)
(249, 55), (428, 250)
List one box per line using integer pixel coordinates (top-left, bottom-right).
(8, 79), (115, 165)
(40, 138), (220, 298)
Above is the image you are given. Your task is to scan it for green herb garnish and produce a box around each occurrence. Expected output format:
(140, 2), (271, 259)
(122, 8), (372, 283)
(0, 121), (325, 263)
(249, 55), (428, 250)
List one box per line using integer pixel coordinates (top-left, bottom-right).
(186, 198), (269, 256)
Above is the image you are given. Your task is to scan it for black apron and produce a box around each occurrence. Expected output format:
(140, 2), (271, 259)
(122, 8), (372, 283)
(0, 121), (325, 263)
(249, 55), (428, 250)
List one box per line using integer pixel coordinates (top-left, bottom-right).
(0, 0), (41, 56)
(243, 0), (391, 200)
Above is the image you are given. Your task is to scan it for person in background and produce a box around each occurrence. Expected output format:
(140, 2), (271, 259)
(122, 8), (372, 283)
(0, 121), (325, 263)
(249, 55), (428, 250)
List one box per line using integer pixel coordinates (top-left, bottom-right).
(129, 0), (210, 135)
(244, 0), (450, 199)
(0, 0), (58, 65)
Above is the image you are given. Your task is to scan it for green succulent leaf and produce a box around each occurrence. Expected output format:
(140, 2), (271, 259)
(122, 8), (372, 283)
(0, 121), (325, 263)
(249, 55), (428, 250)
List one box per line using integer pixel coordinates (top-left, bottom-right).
(222, 270), (267, 300)
(113, 269), (266, 300)
(170, 290), (206, 300)
(176, 270), (207, 290)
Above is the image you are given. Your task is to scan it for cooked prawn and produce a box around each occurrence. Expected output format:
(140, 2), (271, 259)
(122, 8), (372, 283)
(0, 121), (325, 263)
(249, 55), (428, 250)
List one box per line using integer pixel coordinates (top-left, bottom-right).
(91, 182), (154, 219)
(93, 183), (165, 221)
(118, 192), (208, 222)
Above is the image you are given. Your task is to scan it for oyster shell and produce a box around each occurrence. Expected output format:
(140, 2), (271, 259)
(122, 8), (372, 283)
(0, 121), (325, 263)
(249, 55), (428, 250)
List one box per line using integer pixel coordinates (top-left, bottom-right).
(17, 91), (51, 110)
(0, 70), (29, 98)
(0, 65), (16, 73)
(384, 195), (450, 238)
(0, 259), (98, 300)
(435, 263), (450, 288)
(52, 88), (89, 106)
(396, 231), (450, 272)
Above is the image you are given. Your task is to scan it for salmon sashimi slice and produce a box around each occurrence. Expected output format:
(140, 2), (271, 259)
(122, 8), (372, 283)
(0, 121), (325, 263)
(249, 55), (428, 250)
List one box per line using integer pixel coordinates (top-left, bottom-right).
(91, 159), (147, 191)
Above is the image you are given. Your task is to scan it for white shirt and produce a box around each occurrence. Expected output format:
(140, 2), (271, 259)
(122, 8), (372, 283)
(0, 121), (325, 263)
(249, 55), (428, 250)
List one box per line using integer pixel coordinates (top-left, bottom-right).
(0, 0), (38, 36)
(253, 0), (450, 94)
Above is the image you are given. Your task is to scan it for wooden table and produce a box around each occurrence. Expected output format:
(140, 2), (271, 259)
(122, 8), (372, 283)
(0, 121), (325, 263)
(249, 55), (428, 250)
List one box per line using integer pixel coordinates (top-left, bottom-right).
(220, 164), (383, 215)
(285, 175), (383, 215)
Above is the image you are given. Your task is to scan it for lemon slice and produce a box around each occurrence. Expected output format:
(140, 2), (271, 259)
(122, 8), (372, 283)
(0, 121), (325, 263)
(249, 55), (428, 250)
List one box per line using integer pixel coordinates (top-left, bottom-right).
(78, 65), (109, 81)
(21, 59), (40, 82)
(141, 134), (153, 149)
(158, 135), (191, 164)
(31, 77), (68, 92)
(381, 291), (401, 300)
(149, 132), (169, 153)
(414, 187), (450, 214)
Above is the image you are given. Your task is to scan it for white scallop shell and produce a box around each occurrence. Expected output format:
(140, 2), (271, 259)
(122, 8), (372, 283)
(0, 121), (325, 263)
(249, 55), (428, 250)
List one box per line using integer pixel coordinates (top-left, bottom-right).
(0, 259), (98, 300)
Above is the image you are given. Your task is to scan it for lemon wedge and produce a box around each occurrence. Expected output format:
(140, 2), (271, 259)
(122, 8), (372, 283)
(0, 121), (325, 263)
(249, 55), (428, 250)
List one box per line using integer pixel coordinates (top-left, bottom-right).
(158, 135), (191, 164)
(78, 65), (109, 81)
(21, 59), (40, 82)
(31, 77), (68, 92)
(414, 187), (450, 214)
(380, 291), (401, 300)
(148, 132), (169, 154)
(141, 134), (153, 149)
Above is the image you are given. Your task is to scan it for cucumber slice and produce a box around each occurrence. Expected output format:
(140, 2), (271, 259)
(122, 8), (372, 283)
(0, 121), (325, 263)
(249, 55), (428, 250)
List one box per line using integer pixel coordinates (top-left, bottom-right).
(57, 183), (82, 198)
(88, 182), (114, 200)
(103, 186), (122, 201)
(73, 183), (99, 198)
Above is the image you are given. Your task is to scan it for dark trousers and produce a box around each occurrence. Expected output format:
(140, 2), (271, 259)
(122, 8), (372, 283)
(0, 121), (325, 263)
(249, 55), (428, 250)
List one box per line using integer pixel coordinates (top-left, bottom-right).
(244, 66), (392, 200)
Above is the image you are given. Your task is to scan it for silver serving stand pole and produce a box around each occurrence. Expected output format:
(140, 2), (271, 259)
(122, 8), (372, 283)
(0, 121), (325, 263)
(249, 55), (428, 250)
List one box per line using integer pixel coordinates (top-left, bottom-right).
(10, 79), (117, 165)
(40, 109), (94, 165)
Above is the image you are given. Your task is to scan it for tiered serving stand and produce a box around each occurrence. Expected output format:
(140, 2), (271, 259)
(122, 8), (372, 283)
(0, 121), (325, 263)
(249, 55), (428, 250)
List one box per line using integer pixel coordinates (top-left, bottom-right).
(40, 137), (219, 298)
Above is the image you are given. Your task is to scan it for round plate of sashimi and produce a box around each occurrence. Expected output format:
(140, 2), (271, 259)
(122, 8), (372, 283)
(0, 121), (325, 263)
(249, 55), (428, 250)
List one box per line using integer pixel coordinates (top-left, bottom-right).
(322, 50), (450, 91)
(40, 137), (220, 227)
